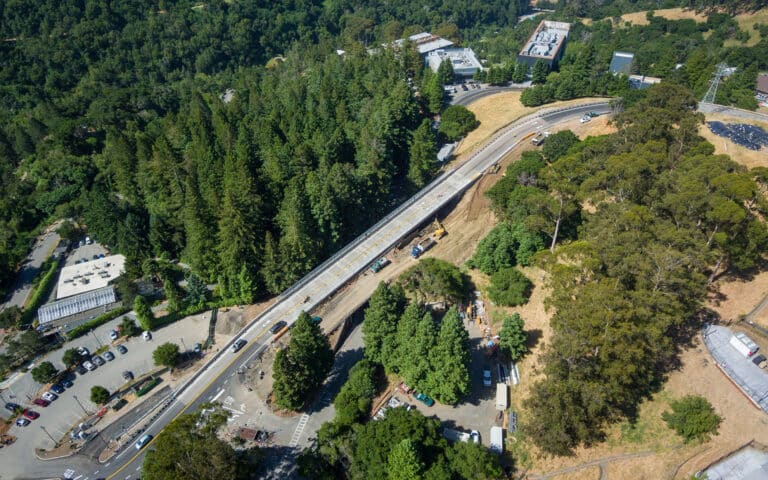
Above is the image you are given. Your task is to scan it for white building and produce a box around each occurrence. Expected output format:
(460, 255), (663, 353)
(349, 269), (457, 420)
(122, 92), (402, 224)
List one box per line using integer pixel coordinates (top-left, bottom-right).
(426, 48), (483, 77)
(393, 32), (454, 55)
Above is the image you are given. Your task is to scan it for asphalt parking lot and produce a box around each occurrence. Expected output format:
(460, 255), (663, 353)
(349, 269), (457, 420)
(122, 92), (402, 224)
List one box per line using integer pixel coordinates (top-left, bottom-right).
(0, 311), (210, 465)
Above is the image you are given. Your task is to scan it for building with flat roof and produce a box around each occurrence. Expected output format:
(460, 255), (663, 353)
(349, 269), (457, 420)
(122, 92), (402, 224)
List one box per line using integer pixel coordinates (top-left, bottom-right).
(629, 74), (662, 89)
(426, 48), (483, 77)
(56, 254), (125, 300)
(517, 20), (570, 68)
(757, 73), (768, 98)
(394, 32), (454, 56)
(38, 286), (118, 328)
(609, 51), (634, 75)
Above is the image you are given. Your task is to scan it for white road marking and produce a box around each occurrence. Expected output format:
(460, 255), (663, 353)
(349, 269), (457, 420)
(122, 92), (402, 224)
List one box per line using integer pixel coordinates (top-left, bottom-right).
(211, 388), (225, 402)
(137, 466), (142, 470)
(73, 476), (82, 480)
(105, 463), (111, 467)
(289, 413), (311, 447)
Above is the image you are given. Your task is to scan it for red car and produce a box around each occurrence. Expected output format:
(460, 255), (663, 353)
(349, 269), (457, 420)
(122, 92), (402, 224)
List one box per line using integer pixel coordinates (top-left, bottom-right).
(32, 398), (50, 408)
(22, 409), (39, 420)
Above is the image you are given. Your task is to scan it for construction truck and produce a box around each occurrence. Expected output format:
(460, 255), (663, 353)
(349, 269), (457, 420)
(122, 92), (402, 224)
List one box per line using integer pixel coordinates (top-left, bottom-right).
(432, 219), (447, 239)
(411, 237), (436, 258)
(531, 132), (549, 146)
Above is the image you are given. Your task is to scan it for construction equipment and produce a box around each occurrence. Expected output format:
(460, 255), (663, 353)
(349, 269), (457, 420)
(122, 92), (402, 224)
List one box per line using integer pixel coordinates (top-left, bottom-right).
(411, 237), (436, 258)
(433, 219), (446, 239)
(370, 257), (391, 273)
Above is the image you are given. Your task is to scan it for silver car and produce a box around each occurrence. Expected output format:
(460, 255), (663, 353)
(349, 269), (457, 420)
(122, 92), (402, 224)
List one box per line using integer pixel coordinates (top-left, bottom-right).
(92, 355), (105, 366)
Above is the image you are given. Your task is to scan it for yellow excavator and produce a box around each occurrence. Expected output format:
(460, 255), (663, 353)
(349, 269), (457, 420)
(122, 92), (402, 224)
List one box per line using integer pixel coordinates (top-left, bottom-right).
(433, 218), (446, 239)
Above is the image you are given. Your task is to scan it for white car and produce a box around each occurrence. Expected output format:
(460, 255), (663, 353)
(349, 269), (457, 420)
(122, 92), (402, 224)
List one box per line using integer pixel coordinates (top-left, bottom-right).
(142, 331), (152, 341)
(108, 330), (119, 341)
(83, 361), (96, 371)
(580, 115), (592, 123)
(470, 430), (480, 444)
(41, 391), (58, 402)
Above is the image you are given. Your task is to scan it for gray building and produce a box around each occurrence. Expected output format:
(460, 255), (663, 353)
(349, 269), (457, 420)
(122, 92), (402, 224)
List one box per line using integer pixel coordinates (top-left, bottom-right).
(37, 286), (120, 331)
(426, 48), (483, 77)
(517, 20), (571, 69)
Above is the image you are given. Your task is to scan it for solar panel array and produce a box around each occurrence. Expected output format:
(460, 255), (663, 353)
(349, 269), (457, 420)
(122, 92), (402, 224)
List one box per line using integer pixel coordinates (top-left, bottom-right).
(707, 121), (768, 151)
(38, 286), (116, 325)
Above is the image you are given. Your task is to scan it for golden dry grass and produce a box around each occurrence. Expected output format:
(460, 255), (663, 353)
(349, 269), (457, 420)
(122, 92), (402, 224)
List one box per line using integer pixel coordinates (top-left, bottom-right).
(582, 7), (708, 26)
(698, 112), (768, 169)
(726, 8), (768, 46)
(456, 93), (609, 156)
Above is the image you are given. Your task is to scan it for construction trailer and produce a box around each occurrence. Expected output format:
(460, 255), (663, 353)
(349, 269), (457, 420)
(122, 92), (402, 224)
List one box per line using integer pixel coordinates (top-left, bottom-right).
(489, 426), (504, 454)
(729, 332), (759, 358)
(496, 383), (508, 411)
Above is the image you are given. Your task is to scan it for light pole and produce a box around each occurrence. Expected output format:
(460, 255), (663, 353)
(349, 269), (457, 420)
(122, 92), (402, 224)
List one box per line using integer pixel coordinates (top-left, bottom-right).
(180, 337), (187, 352)
(72, 395), (88, 415)
(40, 425), (56, 444)
(90, 329), (103, 348)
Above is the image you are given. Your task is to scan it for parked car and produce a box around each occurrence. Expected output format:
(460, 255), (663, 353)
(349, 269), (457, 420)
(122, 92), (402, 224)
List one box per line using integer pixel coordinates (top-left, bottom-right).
(15, 417), (30, 427)
(108, 330), (119, 341)
(4, 402), (21, 412)
(752, 354), (767, 369)
(117, 345), (128, 354)
(483, 366), (492, 387)
(50, 384), (65, 394)
(135, 434), (153, 450)
(103, 351), (115, 361)
(142, 331), (152, 341)
(311, 316), (322, 324)
(41, 392), (58, 402)
(76, 364), (88, 375)
(580, 114), (592, 123)
(78, 346), (90, 357)
(61, 379), (74, 388)
(414, 392), (435, 407)
(83, 361), (96, 371)
(22, 409), (39, 420)
(193, 343), (202, 354)
(269, 320), (287, 334)
(112, 399), (128, 411)
(92, 355), (105, 366)
(122, 371), (134, 381)
(231, 339), (247, 353)
(470, 430), (480, 444)
(32, 398), (50, 408)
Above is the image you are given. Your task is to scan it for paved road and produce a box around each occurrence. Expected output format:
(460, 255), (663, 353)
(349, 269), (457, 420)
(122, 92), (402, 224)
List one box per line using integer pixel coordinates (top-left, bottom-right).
(1, 231), (60, 312)
(698, 102), (768, 123)
(451, 84), (526, 106)
(13, 100), (608, 480)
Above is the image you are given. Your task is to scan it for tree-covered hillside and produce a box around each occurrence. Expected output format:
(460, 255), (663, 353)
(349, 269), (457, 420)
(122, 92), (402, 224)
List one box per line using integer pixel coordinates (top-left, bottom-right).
(0, 0), (529, 299)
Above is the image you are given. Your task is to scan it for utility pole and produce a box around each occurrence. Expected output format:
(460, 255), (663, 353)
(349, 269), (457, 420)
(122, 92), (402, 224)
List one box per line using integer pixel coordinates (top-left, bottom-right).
(72, 395), (89, 415)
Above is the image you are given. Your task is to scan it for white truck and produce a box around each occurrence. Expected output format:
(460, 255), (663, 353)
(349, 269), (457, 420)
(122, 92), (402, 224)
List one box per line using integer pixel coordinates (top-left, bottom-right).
(489, 426), (504, 454)
(443, 428), (471, 443)
(730, 332), (759, 358)
(496, 383), (508, 411)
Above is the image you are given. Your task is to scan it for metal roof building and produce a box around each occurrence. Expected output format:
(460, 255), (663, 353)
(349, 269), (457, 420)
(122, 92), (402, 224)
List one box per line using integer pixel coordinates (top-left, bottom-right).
(609, 51), (634, 75)
(394, 32), (454, 55)
(38, 286), (117, 326)
(517, 20), (571, 68)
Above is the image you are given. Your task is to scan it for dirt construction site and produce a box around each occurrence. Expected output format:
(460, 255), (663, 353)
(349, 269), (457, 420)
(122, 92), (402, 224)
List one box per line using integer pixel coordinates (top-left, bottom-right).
(307, 93), (768, 479)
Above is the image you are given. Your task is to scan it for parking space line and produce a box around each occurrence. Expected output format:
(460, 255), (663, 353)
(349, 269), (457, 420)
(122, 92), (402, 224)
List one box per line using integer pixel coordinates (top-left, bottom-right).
(211, 388), (225, 402)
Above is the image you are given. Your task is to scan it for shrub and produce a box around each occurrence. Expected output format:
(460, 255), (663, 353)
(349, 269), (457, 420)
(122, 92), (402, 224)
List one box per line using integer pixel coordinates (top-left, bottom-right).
(662, 395), (721, 443)
(66, 307), (130, 339)
(22, 258), (60, 325)
(153, 342), (181, 368)
(487, 267), (533, 306)
(438, 105), (479, 141)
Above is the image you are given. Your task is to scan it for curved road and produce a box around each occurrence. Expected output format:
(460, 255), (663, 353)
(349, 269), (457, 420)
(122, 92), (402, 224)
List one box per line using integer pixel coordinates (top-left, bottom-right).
(21, 100), (609, 480)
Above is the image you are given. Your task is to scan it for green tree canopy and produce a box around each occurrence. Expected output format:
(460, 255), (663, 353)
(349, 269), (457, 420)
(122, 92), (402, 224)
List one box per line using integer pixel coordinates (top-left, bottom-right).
(153, 342), (181, 369)
(333, 359), (379, 426)
(142, 404), (255, 480)
(487, 267), (533, 306)
(388, 438), (424, 480)
(134, 295), (154, 331)
(62, 348), (80, 368)
(90, 385), (110, 405)
(399, 258), (467, 304)
(662, 395), (721, 443)
(438, 106), (480, 141)
(273, 311), (334, 411)
(499, 313), (528, 361)
(31, 361), (58, 383)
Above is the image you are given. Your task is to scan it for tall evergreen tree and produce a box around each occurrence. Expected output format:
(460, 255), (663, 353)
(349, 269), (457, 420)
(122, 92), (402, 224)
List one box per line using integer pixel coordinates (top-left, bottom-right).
(407, 119), (437, 189)
(426, 307), (471, 404)
(388, 439), (423, 480)
(363, 282), (407, 368)
(183, 171), (217, 280)
(532, 60), (549, 84)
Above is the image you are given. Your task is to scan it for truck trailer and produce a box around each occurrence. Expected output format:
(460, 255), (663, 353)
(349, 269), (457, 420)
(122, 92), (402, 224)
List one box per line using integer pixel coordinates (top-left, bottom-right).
(489, 426), (504, 454)
(411, 237), (437, 258)
(729, 332), (759, 358)
(496, 383), (508, 411)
